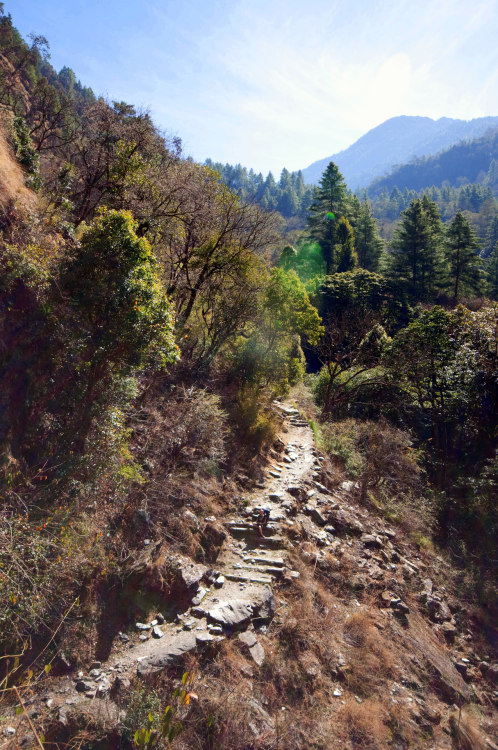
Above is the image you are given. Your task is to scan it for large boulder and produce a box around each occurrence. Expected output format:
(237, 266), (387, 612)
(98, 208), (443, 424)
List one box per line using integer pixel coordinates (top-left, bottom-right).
(327, 509), (364, 535)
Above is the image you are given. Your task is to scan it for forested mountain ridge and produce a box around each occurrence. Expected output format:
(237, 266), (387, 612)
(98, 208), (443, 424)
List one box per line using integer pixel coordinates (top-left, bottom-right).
(367, 126), (498, 195)
(0, 5), (497, 749)
(302, 115), (498, 189)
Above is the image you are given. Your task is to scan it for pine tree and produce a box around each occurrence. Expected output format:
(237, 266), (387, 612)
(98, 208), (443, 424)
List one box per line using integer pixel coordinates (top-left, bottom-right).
(355, 200), (384, 271)
(335, 217), (358, 272)
(482, 215), (498, 259)
(444, 211), (482, 303)
(279, 167), (292, 190)
(277, 186), (299, 217)
(421, 194), (445, 242)
(307, 161), (348, 273)
(388, 198), (444, 301)
(485, 241), (498, 300)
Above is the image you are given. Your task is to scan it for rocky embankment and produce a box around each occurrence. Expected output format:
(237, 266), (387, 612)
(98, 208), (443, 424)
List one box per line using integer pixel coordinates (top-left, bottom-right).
(2, 403), (497, 748)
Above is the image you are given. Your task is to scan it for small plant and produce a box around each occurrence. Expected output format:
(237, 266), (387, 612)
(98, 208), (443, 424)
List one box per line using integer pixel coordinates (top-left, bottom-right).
(133, 672), (197, 748)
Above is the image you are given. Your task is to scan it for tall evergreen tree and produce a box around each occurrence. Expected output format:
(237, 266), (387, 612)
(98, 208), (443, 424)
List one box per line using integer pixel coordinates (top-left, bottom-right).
(485, 241), (498, 300)
(354, 200), (384, 271)
(421, 194), (445, 242)
(335, 217), (357, 272)
(482, 215), (498, 259)
(444, 211), (482, 302)
(388, 198), (444, 302)
(307, 161), (348, 273)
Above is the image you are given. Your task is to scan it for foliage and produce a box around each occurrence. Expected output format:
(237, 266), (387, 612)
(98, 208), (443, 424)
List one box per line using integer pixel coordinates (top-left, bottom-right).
(335, 216), (358, 272)
(387, 197), (445, 301)
(229, 268), (322, 395)
(485, 241), (498, 299)
(60, 208), (178, 370)
(307, 161), (349, 273)
(278, 239), (326, 286)
(352, 198), (385, 271)
(205, 159), (314, 221)
(444, 210), (482, 302)
(383, 304), (497, 481)
(133, 672), (196, 748)
(11, 116), (40, 187)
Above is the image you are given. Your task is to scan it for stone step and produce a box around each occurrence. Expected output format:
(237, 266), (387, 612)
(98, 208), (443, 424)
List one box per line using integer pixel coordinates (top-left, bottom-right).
(225, 572), (273, 584)
(230, 564), (284, 577)
(246, 535), (286, 550)
(248, 556), (285, 567)
(228, 524), (280, 537)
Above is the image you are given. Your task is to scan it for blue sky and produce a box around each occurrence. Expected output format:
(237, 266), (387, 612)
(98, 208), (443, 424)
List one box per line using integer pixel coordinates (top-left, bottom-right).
(9, 0), (498, 175)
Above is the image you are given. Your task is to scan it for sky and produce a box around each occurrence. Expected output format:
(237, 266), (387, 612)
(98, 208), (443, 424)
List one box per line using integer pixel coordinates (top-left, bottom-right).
(9, 0), (498, 176)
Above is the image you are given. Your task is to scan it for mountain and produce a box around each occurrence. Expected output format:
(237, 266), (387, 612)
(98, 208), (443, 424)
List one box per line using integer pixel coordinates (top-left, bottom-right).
(367, 126), (498, 195)
(302, 115), (498, 189)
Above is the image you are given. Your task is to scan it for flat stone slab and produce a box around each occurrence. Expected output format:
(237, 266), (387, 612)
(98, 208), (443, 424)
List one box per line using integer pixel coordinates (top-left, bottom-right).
(225, 572), (274, 584)
(137, 632), (197, 675)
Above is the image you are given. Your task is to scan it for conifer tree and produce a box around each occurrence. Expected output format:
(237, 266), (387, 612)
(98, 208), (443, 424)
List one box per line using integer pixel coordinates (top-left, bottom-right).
(485, 241), (498, 300)
(388, 198), (444, 301)
(444, 211), (482, 302)
(483, 215), (498, 259)
(335, 217), (358, 272)
(422, 194), (445, 243)
(307, 161), (348, 273)
(354, 200), (384, 271)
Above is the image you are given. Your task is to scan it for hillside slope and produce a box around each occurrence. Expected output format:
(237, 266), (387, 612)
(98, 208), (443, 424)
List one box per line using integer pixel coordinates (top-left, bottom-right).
(302, 115), (498, 189)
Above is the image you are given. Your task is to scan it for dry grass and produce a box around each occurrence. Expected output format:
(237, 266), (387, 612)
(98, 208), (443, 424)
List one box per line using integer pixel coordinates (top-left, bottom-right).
(449, 709), (490, 750)
(343, 612), (395, 697)
(340, 697), (391, 749)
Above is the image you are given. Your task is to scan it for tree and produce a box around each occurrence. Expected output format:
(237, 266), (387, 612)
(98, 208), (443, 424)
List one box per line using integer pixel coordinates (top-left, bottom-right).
(485, 241), (498, 300)
(444, 211), (482, 303)
(315, 270), (395, 419)
(230, 268), (323, 393)
(277, 185), (299, 217)
(383, 305), (497, 487)
(60, 208), (178, 371)
(307, 161), (348, 273)
(335, 216), (358, 272)
(354, 199), (384, 271)
(482, 215), (498, 259)
(278, 244), (298, 270)
(388, 198), (444, 301)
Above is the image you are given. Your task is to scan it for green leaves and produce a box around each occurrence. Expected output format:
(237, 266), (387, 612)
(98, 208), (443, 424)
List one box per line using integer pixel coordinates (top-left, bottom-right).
(265, 268), (323, 346)
(132, 672), (195, 748)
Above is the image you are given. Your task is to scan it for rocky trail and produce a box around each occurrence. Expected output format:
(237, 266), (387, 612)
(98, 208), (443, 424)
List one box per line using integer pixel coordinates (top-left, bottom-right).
(3, 402), (497, 747)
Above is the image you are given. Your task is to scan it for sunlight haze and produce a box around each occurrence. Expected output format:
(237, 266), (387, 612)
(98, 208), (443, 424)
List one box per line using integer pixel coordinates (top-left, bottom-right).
(12, 0), (498, 174)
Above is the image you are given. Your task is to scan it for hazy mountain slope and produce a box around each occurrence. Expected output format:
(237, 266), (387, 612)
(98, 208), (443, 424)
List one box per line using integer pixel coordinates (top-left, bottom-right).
(367, 126), (498, 195)
(302, 115), (498, 188)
